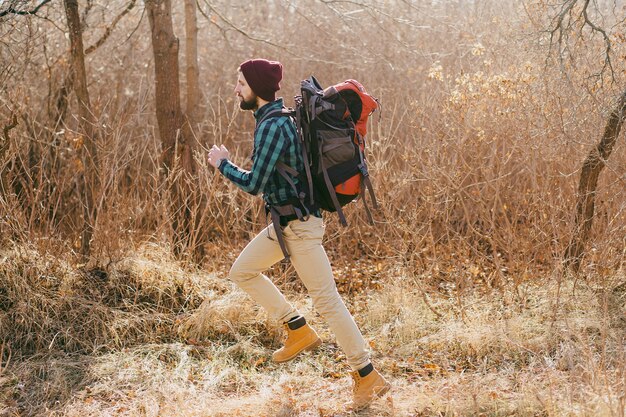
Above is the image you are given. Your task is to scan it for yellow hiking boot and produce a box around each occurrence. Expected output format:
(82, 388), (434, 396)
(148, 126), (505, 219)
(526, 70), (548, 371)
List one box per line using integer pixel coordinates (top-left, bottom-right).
(348, 365), (391, 411)
(272, 317), (322, 363)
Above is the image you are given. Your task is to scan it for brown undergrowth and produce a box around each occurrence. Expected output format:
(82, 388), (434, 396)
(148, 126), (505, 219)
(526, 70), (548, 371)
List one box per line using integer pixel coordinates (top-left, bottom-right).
(1, 1), (626, 416)
(1, 243), (624, 416)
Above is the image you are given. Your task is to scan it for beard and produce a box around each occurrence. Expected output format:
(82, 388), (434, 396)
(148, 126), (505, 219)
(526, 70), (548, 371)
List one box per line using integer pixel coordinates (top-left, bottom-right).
(239, 94), (258, 110)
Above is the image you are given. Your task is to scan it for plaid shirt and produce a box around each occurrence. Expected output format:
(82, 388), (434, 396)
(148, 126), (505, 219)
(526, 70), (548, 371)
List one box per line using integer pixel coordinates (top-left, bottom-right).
(219, 99), (304, 207)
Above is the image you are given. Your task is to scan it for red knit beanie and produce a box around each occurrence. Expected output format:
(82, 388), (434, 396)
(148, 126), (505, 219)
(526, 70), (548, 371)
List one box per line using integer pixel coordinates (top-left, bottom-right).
(239, 59), (283, 102)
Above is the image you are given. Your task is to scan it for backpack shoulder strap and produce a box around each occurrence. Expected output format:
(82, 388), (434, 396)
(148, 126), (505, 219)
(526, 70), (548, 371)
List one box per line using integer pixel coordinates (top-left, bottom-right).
(260, 106), (315, 207)
(275, 161), (304, 201)
(256, 108), (295, 128)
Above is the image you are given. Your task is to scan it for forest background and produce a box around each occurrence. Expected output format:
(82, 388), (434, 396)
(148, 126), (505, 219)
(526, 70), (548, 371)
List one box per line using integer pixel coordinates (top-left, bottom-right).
(0, 0), (624, 416)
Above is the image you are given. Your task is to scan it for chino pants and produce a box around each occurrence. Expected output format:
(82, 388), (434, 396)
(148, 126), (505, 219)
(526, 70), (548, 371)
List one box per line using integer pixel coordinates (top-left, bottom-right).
(228, 215), (371, 371)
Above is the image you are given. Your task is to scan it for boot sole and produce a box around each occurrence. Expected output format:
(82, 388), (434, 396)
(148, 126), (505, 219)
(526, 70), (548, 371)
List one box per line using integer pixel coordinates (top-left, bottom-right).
(273, 338), (322, 363)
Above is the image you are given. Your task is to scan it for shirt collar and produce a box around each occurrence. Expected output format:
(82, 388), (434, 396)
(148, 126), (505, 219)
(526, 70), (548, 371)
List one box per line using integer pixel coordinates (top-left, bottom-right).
(254, 98), (284, 120)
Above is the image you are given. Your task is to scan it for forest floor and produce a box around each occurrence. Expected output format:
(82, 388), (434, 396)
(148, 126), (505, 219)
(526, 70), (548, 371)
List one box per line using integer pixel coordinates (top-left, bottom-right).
(1, 246), (624, 416)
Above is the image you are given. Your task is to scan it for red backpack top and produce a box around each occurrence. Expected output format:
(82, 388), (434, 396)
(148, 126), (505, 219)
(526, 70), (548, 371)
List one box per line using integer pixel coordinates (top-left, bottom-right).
(326, 79), (379, 138)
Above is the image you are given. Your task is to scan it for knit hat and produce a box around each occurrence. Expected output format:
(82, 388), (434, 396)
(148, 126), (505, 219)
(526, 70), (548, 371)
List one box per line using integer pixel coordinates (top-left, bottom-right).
(239, 59), (283, 102)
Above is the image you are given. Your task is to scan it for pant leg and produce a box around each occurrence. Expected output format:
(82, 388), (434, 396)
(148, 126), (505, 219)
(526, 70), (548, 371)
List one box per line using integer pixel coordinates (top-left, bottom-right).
(228, 224), (299, 323)
(283, 216), (371, 371)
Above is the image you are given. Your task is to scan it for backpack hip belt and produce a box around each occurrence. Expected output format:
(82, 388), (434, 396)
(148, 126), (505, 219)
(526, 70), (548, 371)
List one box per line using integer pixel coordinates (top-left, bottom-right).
(267, 202), (310, 261)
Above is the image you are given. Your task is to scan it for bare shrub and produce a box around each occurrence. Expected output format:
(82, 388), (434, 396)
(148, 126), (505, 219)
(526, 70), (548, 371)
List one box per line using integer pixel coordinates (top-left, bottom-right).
(0, 1), (624, 415)
(0, 243), (213, 357)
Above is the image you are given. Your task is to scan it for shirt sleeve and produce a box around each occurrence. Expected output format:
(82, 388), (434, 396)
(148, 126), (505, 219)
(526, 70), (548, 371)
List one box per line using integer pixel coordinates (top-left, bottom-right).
(218, 119), (289, 196)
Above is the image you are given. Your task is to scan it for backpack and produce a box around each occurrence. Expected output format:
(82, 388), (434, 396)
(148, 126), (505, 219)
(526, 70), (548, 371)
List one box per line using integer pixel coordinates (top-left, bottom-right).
(294, 76), (379, 226)
(262, 76), (380, 259)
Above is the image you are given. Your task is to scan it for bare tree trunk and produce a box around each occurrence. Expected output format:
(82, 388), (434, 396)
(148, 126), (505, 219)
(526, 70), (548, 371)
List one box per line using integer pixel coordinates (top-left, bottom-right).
(145, 0), (185, 172)
(184, 0), (200, 129)
(564, 88), (626, 272)
(182, 0), (208, 261)
(146, 0), (203, 260)
(64, 0), (99, 258)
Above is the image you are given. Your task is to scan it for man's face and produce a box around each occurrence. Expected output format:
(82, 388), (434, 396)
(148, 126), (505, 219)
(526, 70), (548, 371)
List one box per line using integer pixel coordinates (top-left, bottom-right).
(234, 72), (257, 110)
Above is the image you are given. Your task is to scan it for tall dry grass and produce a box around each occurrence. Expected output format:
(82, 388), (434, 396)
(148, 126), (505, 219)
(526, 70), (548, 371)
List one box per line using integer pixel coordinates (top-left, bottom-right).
(1, 242), (623, 415)
(1, 0), (624, 275)
(1, 0), (625, 415)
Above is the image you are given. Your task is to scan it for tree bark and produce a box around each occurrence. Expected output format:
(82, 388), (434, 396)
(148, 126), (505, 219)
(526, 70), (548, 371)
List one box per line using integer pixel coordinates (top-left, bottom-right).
(564, 88), (626, 272)
(64, 0), (99, 258)
(184, 0), (201, 129)
(146, 0), (185, 172)
(146, 0), (203, 260)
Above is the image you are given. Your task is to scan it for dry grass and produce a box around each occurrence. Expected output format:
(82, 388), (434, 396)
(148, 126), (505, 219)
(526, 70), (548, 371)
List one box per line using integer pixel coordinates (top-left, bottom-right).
(1, 0), (625, 416)
(1, 244), (624, 416)
(1, 0), (624, 273)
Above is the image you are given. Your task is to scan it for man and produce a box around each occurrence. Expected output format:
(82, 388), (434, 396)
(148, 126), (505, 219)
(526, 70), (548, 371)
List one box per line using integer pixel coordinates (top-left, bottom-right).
(207, 58), (390, 410)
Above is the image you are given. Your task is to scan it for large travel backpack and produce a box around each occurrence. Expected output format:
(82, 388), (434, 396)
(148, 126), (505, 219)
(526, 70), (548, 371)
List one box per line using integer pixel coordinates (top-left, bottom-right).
(263, 76), (379, 259)
(292, 76), (379, 225)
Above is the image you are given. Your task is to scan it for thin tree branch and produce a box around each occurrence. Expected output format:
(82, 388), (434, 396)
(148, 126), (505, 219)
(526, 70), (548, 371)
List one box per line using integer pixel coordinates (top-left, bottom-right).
(547, 0), (616, 81)
(198, 0), (297, 56)
(0, 0), (54, 17)
(548, 0), (577, 59)
(581, 0), (614, 81)
(122, 2), (144, 44)
(85, 0), (136, 55)
(195, 0), (228, 40)
(80, 0), (93, 30)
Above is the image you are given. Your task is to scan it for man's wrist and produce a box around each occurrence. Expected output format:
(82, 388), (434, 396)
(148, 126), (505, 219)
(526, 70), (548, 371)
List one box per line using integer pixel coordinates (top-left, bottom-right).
(217, 158), (228, 170)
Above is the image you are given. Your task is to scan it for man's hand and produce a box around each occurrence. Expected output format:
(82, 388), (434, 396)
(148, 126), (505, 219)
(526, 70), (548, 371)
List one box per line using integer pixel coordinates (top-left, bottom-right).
(208, 144), (230, 169)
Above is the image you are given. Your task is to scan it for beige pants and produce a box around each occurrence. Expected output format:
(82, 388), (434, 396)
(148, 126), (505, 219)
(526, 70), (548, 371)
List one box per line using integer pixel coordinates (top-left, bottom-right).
(228, 215), (371, 371)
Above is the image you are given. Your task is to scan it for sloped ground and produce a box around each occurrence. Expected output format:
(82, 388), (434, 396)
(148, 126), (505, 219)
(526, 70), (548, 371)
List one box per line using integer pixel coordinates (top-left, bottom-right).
(0, 245), (624, 416)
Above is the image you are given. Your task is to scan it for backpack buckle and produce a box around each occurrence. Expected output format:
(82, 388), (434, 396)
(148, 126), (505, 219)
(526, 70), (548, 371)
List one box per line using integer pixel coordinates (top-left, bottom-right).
(358, 163), (369, 177)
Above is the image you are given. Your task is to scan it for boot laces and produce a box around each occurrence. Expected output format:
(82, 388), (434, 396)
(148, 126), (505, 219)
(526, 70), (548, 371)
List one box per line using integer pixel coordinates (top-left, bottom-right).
(282, 324), (293, 342)
(352, 373), (361, 392)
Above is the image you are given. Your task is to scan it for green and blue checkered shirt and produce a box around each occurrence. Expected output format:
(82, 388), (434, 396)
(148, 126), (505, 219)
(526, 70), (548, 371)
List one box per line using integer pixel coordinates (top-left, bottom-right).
(219, 99), (305, 207)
